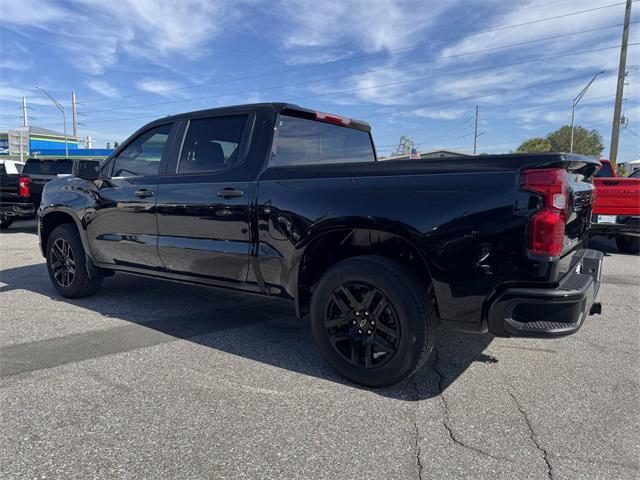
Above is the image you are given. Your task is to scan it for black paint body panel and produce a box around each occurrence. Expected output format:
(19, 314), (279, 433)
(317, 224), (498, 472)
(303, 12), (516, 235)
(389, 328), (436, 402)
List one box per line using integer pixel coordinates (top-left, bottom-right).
(37, 103), (600, 331)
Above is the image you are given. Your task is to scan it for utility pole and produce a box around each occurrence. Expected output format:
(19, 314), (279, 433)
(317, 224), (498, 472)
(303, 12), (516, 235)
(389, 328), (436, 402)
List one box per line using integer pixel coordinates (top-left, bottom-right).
(36, 87), (68, 159)
(609, 0), (632, 166)
(473, 105), (479, 155)
(19, 130), (23, 163)
(570, 70), (605, 153)
(22, 96), (28, 127)
(71, 91), (78, 138)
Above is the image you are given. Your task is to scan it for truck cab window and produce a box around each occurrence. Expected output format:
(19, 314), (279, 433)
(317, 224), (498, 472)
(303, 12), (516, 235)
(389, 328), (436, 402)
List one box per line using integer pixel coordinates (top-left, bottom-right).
(595, 163), (614, 177)
(271, 115), (374, 167)
(112, 124), (172, 177)
(42, 160), (73, 175)
(178, 115), (247, 174)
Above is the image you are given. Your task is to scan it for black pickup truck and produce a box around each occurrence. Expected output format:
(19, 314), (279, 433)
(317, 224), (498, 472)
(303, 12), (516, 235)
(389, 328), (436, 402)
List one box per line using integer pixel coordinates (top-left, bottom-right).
(0, 163), (34, 229)
(0, 157), (74, 229)
(38, 103), (603, 387)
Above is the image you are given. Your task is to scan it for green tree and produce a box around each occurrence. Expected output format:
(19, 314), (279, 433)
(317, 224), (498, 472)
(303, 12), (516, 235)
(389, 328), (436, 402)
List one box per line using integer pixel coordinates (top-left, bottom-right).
(547, 125), (604, 157)
(516, 137), (552, 153)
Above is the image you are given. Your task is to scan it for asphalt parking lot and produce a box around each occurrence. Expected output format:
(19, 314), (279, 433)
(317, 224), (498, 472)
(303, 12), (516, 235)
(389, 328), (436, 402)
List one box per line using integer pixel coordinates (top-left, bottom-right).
(1, 220), (638, 480)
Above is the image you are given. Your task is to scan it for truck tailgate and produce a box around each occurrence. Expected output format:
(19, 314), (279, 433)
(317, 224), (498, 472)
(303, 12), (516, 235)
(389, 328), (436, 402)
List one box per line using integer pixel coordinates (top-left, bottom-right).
(593, 177), (640, 216)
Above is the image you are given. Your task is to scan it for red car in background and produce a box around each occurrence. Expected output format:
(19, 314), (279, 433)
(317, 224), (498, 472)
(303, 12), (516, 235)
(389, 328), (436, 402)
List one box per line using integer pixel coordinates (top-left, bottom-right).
(591, 159), (640, 253)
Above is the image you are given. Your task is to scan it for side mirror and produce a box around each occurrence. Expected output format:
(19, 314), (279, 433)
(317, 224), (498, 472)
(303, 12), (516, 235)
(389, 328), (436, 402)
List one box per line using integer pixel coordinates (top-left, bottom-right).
(74, 159), (101, 180)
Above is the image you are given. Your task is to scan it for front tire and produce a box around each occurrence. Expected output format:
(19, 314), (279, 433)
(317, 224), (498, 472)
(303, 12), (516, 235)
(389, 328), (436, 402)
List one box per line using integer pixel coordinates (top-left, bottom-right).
(46, 224), (103, 298)
(615, 235), (640, 254)
(310, 255), (436, 388)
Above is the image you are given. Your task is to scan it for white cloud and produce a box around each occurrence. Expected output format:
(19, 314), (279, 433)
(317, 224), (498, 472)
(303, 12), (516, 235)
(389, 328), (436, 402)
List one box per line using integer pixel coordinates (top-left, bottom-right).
(0, 59), (32, 71)
(136, 79), (183, 97)
(0, 85), (55, 106)
(2, 0), (256, 74)
(271, 0), (462, 61)
(412, 108), (468, 120)
(440, 0), (625, 62)
(85, 80), (120, 98)
(2, 0), (67, 25)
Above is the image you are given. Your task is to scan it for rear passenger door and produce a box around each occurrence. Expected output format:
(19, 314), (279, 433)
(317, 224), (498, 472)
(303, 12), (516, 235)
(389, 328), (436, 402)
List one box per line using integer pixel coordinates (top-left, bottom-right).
(156, 113), (255, 286)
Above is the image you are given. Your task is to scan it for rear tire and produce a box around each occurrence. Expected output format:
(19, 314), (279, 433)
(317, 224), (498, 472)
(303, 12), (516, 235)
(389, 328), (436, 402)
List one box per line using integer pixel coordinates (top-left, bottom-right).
(310, 255), (436, 388)
(46, 224), (103, 298)
(615, 235), (640, 254)
(0, 216), (13, 229)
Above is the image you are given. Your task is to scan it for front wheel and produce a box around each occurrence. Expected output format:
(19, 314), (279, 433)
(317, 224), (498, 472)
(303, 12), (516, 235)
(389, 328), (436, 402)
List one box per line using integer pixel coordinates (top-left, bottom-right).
(46, 224), (103, 298)
(310, 255), (436, 388)
(615, 235), (640, 254)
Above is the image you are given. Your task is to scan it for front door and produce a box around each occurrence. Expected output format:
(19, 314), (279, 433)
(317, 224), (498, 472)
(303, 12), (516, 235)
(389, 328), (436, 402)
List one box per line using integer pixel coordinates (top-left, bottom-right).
(86, 123), (175, 269)
(156, 114), (255, 286)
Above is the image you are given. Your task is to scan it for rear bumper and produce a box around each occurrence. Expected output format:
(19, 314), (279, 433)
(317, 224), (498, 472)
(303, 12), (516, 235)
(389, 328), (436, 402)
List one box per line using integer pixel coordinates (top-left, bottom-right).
(0, 203), (36, 220)
(590, 215), (640, 237)
(487, 249), (603, 338)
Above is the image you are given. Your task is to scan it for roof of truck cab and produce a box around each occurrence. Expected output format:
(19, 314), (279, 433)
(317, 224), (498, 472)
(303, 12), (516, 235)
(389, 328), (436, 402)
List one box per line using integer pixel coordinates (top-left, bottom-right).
(143, 102), (371, 131)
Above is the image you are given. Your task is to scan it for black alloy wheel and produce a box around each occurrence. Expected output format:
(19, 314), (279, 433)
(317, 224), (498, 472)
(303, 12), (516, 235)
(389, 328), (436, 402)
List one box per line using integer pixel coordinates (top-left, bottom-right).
(46, 224), (103, 298)
(50, 237), (76, 288)
(325, 282), (400, 368)
(310, 255), (436, 387)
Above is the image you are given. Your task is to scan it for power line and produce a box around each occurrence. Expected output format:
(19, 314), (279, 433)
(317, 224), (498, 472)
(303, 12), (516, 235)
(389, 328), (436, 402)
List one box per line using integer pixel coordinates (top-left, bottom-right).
(84, 44), (634, 125)
(359, 63), (639, 120)
(82, 26), (629, 116)
(80, 71), (611, 127)
(79, 2), (632, 105)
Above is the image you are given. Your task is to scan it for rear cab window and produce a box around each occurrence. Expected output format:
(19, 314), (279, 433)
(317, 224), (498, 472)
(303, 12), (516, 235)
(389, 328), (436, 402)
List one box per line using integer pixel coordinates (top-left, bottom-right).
(271, 115), (375, 167)
(22, 159), (73, 176)
(595, 162), (614, 177)
(42, 160), (73, 175)
(22, 160), (42, 175)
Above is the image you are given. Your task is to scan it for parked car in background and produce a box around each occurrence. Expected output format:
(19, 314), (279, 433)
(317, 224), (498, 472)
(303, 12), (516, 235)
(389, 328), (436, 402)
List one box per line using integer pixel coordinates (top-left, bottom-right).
(591, 159), (640, 253)
(37, 103), (603, 387)
(0, 157), (73, 229)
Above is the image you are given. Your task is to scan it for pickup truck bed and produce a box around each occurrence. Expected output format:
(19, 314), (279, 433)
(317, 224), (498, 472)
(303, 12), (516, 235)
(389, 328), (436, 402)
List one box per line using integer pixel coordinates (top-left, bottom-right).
(36, 102), (604, 387)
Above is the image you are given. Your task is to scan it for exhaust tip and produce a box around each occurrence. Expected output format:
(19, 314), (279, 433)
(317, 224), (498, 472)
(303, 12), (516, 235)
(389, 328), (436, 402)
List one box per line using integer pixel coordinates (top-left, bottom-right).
(589, 302), (602, 316)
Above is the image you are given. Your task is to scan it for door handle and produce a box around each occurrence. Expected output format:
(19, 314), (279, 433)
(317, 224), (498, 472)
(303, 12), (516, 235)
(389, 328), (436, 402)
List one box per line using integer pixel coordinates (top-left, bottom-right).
(134, 189), (154, 198)
(217, 188), (244, 198)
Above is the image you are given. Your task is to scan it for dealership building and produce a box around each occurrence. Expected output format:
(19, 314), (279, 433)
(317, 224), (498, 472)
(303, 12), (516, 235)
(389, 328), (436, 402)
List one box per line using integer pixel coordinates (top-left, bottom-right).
(0, 126), (112, 160)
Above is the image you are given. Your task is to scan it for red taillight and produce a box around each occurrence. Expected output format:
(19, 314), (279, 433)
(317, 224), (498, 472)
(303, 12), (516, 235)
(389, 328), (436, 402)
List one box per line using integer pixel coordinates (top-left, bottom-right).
(315, 111), (352, 126)
(520, 168), (568, 257)
(18, 175), (31, 198)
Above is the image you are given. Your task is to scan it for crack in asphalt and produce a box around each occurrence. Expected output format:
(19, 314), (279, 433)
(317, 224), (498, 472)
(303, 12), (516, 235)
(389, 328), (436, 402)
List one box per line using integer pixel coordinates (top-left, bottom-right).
(412, 378), (424, 480)
(432, 349), (512, 463)
(507, 389), (553, 480)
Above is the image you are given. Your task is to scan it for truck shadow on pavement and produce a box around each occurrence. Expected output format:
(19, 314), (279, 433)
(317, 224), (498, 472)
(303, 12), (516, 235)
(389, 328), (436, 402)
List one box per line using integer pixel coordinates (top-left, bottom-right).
(1, 260), (495, 400)
(1, 219), (38, 235)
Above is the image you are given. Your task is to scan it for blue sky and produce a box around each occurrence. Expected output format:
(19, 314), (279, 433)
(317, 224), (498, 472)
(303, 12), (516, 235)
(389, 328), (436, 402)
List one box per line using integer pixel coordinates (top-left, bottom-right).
(1, 0), (638, 160)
